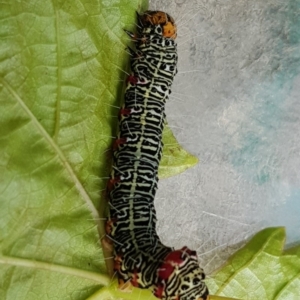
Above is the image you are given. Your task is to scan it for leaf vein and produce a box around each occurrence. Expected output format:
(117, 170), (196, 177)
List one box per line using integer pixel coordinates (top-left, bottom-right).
(0, 255), (110, 285)
(53, 2), (62, 141)
(0, 78), (104, 244)
(216, 229), (282, 295)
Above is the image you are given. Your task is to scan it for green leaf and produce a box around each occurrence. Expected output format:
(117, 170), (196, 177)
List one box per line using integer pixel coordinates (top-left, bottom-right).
(207, 227), (300, 300)
(86, 280), (237, 300)
(96, 228), (300, 300)
(0, 0), (198, 299)
(160, 125), (198, 178)
(1, 2), (299, 300)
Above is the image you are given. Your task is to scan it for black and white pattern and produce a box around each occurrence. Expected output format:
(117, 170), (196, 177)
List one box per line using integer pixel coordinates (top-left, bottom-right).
(106, 11), (209, 300)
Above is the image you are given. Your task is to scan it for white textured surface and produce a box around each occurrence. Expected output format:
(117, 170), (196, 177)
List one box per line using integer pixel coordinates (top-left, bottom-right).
(149, 0), (300, 273)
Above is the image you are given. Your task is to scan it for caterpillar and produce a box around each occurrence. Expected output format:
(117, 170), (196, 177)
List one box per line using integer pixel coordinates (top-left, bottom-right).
(106, 11), (209, 300)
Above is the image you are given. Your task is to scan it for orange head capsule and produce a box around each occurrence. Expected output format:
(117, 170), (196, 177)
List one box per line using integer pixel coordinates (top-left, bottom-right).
(137, 10), (177, 39)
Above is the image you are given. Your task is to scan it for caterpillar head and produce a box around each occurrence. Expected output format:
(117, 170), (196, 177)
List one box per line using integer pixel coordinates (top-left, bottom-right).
(154, 247), (209, 300)
(137, 10), (177, 39)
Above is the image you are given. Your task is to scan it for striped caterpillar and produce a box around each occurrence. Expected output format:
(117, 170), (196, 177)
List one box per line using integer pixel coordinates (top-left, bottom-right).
(106, 11), (209, 300)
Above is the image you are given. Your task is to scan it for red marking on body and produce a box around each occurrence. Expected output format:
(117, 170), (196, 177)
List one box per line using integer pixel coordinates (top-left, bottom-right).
(157, 262), (175, 281)
(127, 75), (147, 85)
(119, 108), (131, 117)
(127, 75), (138, 84)
(107, 176), (121, 192)
(113, 137), (127, 151)
(157, 248), (190, 281)
(165, 249), (185, 264)
(154, 283), (165, 299)
(131, 269), (140, 287)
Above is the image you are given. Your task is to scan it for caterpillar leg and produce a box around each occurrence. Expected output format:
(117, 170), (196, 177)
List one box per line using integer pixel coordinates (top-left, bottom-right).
(101, 235), (113, 252)
(101, 219), (114, 251)
(118, 279), (133, 292)
(105, 219), (114, 235)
